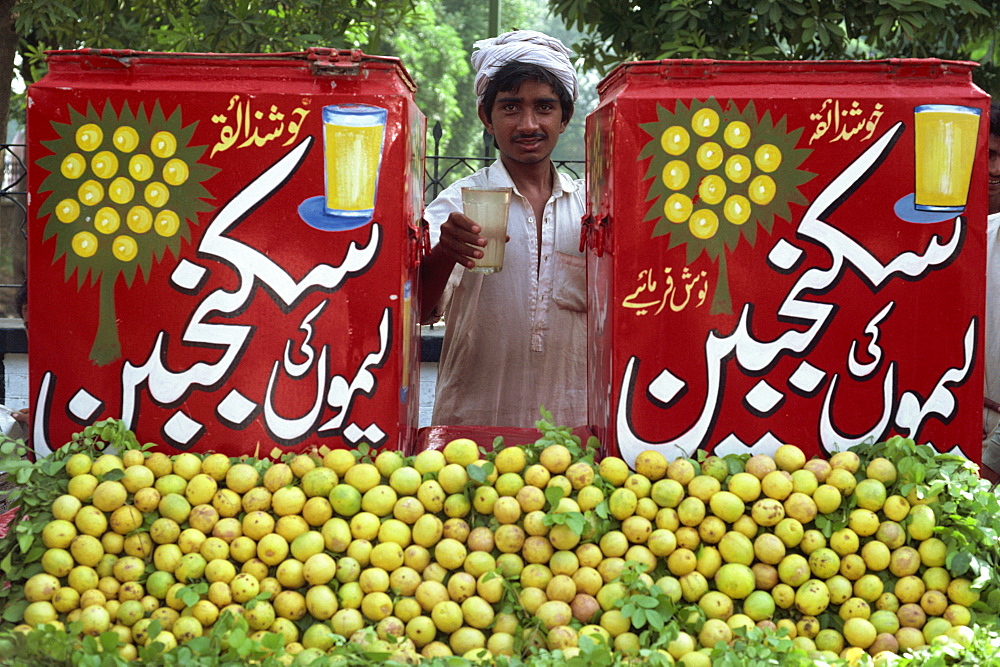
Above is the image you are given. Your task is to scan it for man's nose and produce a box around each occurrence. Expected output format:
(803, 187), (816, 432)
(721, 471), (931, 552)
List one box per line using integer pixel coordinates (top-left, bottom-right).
(518, 109), (541, 132)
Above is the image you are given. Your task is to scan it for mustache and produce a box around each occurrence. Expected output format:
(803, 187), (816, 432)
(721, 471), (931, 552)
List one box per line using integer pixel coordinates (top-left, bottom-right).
(512, 132), (547, 141)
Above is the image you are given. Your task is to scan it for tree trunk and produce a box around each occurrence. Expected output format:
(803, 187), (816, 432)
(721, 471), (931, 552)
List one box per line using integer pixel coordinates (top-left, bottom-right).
(0, 0), (17, 143)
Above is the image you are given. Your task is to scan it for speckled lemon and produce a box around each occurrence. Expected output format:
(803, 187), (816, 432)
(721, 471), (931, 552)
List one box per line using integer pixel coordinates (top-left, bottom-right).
(691, 108), (720, 137)
(724, 121), (751, 149)
(725, 155), (751, 184)
(109, 177), (135, 205)
(162, 158), (189, 186)
(696, 142), (724, 171)
(90, 151), (119, 179)
(755, 144), (782, 172)
(78, 180), (105, 207)
(56, 199), (81, 223)
(749, 175), (776, 205)
(724, 195), (752, 225)
(698, 175), (727, 205)
(662, 160), (690, 190)
(129, 154), (155, 181)
(144, 182), (170, 208)
(61, 153), (87, 179)
(113, 126), (139, 153)
(664, 193), (693, 223)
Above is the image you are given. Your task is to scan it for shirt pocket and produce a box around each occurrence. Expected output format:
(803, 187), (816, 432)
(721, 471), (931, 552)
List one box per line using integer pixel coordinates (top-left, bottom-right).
(552, 251), (587, 312)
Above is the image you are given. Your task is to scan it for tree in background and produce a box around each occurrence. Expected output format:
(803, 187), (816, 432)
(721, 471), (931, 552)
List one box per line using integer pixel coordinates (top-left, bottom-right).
(550, 0), (1000, 96)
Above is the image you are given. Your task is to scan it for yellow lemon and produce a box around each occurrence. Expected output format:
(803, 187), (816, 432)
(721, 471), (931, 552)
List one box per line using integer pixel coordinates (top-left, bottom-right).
(691, 108), (720, 137)
(689, 209), (719, 240)
(749, 175), (776, 205)
(150, 131), (177, 158)
(724, 121), (751, 148)
(61, 153), (87, 179)
(78, 180), (105, 207)
(144, 181), (170, 208)
(755, 144), (782, 172)
(128, 154), (154, 181)
(724, 195), (751, 225)
(56, 199), (81, 223)
(72, 231), (99, 258)
(664, 193), (693, 223)
(662, 160), (690, 190)
(162, 159), (190, 186)
(113, 126), (139, 153)
(94, 207), (120, 234)
(76, 124), (103, 151)
(112, 235), (138, 262)
(698, 175), (727, 205)
(661, 125), (691, 155)
(696, 142), (724, 170)
(90, 151), (119, 179)
(154, 210), (180, 237)
(725, 154), (751, 184)
(127, 205), (153, 233)
(106, 176), (133, 205)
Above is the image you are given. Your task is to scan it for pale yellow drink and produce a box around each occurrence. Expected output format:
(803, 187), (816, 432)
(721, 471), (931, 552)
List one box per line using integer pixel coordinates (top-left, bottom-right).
(914, 104), (981, 211)
(322, 105), (387, 217)
(462, 187), (512, 274)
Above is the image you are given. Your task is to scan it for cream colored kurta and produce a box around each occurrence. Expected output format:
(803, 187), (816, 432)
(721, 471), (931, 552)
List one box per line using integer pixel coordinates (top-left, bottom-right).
(425, 160), (587, 428)
(983, 212), (1000, 471)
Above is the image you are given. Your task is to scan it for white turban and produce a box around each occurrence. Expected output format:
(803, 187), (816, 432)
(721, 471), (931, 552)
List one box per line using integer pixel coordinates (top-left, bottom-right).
(471, 30), (579, 106)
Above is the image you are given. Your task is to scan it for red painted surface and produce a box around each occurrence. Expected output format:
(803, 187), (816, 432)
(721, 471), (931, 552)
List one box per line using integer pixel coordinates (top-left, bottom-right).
(27, 49), (425, 458)
(585, 60), (988, 466)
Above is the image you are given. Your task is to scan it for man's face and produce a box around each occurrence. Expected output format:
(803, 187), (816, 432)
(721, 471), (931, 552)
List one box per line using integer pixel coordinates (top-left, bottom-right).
(480, 79), (568, 166)
(990, 132), (1000, 215)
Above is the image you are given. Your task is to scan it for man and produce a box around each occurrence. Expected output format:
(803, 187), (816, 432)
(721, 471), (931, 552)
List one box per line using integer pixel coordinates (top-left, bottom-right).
(420, 31), (587, 428)
(983, 102), (1000, 482)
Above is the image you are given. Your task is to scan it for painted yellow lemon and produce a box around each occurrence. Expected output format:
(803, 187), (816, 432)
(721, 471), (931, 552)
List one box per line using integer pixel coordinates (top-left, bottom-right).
(724, 121), (751, 149)
(689, 209), (719, 239)
(78, 180), (105, 207)
(154, 210), (181, 237)
(112, 235), (138, 262)
(90, 151), (119, 179)
(692, 108), (720, 138)
(94, 207), (121, 234)
(72, 231), (99, 258)
(660, 126), (691, 156)
(696, 142), (724, 170)
(662, 160), (691, 190)
(144, 182), (170, 208)
(162, 159), (190, 186)
(129, 155), (155, 181)
(56, 199), (81, 223)
(664, 193), (693, 223)
(698, 175), (727, 206)
(150, 131), (177, 159)
(76, 124), (103, 152)
(113, 126), (140, 153)
(755, 144), (782, 172)
(725, 155), (752, 184)
(724, 195), (752, 225)
(749, 175), (776, 205)
(127, 206), (153, 234)
(109, 177), (135, 205)
(61, 153), (87, 179)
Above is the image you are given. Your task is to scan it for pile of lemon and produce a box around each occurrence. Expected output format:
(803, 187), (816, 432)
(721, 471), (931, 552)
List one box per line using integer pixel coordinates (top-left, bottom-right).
(11, 440), (980, 665)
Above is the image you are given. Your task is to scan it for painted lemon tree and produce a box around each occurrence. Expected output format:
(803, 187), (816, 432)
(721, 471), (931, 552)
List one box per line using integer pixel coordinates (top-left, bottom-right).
(37, 101), (218, 365)
(641, 98), (813, 315)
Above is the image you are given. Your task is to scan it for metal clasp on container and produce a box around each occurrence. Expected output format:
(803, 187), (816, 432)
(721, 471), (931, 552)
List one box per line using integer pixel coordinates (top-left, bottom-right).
(308, 48), (364, 76)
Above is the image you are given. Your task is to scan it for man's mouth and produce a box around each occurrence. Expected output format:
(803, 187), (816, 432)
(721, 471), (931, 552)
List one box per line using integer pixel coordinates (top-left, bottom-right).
(990, 176), (1000, 186)
(513, 133), (547, 146)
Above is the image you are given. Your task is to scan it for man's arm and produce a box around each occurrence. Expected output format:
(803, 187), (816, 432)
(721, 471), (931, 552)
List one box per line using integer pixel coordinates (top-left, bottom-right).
(419, 211), (486, 323)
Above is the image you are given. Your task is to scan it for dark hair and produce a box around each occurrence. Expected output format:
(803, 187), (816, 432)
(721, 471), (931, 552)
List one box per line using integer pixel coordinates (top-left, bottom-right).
(480, 61), (574, 125)
(991, 102), (1000, 138)
(14, 281), (26, 312)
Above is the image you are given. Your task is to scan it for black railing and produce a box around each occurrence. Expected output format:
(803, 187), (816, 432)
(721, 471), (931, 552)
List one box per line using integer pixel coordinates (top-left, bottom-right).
(423, 121), (584, 202)
(0, 141), (26, 295)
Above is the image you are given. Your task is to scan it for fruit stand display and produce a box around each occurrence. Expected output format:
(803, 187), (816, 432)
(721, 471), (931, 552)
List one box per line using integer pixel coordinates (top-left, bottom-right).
(1, 417), (999, 666)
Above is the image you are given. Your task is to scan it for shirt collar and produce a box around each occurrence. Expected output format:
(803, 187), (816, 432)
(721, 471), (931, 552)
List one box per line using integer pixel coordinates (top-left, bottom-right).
(487, 159), (577, 198)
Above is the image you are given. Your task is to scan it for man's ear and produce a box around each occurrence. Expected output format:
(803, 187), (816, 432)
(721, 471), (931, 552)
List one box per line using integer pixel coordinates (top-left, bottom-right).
(478, 104), (494, 134)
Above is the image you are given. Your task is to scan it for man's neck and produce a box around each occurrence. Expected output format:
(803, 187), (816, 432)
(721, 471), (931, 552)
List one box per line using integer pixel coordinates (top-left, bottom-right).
(500, 154), (554, 199)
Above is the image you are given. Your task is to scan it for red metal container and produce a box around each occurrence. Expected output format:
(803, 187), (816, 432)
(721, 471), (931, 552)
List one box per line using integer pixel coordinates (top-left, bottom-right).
(584, 59), (988, 466)
(27, 49), (425, 458)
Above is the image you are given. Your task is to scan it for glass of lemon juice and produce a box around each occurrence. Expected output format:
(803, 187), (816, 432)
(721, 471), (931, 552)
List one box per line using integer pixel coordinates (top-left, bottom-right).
(461, 187), (512, 274)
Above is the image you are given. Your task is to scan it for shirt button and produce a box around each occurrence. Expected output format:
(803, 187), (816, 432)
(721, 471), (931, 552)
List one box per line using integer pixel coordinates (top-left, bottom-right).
(528, 217), (534, 222)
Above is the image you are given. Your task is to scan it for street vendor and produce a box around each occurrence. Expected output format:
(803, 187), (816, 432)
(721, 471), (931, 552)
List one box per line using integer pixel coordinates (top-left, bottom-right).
(419, 30), (587, 428)
(983, 102), (1000, 482)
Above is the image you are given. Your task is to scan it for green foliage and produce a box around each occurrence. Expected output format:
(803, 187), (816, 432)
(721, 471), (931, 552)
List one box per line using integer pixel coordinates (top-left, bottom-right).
(851, 435), (1000, 626)
(710, 625), (829, 667)
(548, 0), (1000, 97)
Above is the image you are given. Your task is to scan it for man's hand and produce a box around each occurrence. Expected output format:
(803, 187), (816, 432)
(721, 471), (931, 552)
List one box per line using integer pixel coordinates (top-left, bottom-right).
(437, 211), (487, 270)
(12, 408), (28, 425)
